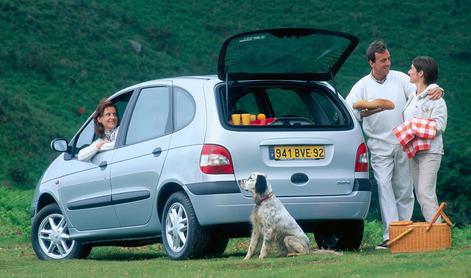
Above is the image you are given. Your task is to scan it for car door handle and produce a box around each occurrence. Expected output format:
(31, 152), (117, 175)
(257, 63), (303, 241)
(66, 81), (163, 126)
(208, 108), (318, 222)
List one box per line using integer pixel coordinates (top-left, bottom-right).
(99, 161), (108, 169)
(152, 147), (162, 157)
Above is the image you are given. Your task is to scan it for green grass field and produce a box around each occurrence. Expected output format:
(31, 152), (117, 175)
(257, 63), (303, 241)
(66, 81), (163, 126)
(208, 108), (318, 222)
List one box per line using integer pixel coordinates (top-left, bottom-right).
(1, 187), (470, 277)
(1, 231), (470, 277)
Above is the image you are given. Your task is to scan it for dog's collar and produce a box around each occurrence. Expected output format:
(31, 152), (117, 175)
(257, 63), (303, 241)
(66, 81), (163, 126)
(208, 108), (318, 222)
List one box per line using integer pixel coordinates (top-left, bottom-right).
(255, 192), (273, 206)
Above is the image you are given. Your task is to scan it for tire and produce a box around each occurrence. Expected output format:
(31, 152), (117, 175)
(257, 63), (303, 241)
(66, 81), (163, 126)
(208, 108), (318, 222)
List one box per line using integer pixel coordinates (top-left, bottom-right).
(31, 203), (92, 260)
(161, 192), (209, 260)
(314, 220), (364, 251)
(205, 230), (229, 257)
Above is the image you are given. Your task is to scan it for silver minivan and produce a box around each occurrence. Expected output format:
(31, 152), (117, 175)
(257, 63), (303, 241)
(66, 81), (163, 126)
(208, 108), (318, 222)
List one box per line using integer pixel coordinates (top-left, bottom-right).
(31, 28), (371, 260)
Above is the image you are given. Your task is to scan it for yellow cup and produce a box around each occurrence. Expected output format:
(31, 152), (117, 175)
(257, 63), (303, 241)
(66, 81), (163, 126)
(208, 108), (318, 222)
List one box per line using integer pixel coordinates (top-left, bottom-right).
(231, 114), (241, 125)
(250, 114), (256, 122)
(241, 113), (251, 125)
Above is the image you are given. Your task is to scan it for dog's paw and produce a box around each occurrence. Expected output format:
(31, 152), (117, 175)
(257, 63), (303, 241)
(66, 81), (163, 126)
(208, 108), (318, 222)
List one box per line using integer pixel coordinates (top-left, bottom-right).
(314, 249), (342, 256)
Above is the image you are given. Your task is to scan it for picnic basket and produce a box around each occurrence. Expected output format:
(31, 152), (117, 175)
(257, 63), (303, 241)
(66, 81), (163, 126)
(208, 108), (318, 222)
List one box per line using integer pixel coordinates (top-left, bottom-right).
(388, 202), (452, 253)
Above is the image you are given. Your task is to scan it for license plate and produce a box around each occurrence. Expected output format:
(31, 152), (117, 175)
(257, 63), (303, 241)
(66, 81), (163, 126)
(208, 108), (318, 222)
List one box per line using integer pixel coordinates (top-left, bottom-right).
(270, 145), (325, 160)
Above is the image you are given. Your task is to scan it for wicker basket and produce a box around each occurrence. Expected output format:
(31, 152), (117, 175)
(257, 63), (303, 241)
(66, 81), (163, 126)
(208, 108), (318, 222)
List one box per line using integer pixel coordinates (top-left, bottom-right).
(388, 202), (453, 253)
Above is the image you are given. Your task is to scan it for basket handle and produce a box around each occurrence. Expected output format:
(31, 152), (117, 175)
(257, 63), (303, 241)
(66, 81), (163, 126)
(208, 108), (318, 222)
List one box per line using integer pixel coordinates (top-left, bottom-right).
(388, 227), (414, 246)
(439, 211), (453, 227)
(426, 202), (449, 231)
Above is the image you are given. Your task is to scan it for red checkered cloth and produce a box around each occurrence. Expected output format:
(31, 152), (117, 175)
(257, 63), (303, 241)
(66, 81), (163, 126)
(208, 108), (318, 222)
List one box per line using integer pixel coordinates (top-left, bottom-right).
(393, 118), (437, 158)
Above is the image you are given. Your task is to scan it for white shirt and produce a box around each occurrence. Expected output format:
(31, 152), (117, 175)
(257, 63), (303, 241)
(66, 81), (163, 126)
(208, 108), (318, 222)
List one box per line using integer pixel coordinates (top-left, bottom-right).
(403, 84), (447, 154)
(346, 70), (416, 145)
(77, 127), (119, 161)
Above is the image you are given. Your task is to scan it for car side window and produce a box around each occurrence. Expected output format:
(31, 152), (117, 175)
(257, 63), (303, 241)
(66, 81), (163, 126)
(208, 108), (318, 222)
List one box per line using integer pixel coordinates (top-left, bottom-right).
(72, 91), (133, 156)
(174, 86), (195, 131)
(125, 86), (171, 145)
(74, 120), (95, 155)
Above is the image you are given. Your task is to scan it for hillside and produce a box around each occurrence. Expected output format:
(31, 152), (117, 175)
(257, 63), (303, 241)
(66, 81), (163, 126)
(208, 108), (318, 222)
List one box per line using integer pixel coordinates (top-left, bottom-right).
(0, 0), (470, 223)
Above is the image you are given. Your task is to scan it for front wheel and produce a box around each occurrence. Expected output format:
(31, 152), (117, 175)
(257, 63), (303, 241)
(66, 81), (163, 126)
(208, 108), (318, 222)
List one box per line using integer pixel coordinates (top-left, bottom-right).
(314, 220), (364, 251)
(31, 203), (92, 260)
(161, 192), (209, 260)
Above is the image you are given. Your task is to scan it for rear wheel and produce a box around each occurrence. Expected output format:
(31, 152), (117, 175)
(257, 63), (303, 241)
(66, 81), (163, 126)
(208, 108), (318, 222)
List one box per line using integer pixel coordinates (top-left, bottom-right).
(162, 192), (209, 260)
(314, 220), (364, 251)
(205, 230), (229, 257)
(32, 203), (92, 260)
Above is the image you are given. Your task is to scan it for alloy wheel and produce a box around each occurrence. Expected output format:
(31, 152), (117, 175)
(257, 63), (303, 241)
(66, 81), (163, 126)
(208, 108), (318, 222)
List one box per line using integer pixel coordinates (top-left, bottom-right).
(37, 213), (75, 259)
(165, 202), (189, 253)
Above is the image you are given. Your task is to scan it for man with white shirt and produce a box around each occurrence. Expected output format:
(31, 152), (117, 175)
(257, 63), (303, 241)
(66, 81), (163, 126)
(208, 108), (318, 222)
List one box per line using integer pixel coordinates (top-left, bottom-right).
(346, 41), (443, 249)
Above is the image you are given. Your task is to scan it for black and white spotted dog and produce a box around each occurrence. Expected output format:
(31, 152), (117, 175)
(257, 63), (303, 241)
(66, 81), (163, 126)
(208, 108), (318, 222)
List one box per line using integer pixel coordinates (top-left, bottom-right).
(239, 172), (310, 259)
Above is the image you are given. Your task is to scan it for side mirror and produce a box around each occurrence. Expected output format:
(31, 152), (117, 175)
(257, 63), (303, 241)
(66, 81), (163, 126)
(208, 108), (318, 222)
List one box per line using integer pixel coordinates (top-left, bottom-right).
(50, 138), (68, 152)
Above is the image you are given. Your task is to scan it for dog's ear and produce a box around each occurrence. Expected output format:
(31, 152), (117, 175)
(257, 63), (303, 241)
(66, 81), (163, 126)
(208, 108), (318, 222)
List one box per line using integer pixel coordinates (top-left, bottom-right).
(255, 175), (267, 194)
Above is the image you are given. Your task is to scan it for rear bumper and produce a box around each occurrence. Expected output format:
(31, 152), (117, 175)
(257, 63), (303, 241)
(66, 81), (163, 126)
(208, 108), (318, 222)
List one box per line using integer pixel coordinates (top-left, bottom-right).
(186, 179), (371, 226)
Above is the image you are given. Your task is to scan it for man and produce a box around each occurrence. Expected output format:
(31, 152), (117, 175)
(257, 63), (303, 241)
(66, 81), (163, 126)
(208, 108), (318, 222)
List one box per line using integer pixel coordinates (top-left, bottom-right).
(346, 41), (443, 249)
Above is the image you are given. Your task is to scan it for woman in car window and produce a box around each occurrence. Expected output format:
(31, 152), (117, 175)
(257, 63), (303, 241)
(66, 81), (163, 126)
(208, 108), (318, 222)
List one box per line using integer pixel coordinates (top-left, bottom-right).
(78, 99), (119, 161)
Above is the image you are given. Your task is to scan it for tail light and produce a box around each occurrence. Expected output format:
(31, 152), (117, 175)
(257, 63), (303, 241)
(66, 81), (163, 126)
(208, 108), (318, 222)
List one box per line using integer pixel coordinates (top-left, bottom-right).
(200, 144), (234, 174)
(355, 143), (369, 172)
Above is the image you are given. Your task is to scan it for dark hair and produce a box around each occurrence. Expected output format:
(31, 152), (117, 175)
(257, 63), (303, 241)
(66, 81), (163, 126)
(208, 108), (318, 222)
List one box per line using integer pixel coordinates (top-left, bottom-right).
(93, 99), (117, 139)
(366, 41), (388, 63)
(412, 56), (438, 85)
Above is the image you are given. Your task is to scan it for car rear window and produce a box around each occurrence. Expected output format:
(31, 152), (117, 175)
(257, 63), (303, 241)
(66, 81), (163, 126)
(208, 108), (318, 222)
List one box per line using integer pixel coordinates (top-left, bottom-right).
(218, 82), (352, 129)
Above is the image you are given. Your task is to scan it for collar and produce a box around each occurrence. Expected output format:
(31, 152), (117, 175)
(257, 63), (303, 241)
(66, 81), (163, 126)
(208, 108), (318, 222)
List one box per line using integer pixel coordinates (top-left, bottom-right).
(370, 72), (387, 84)
(255, 192), (273, 206)
(104, 128), (117, 141)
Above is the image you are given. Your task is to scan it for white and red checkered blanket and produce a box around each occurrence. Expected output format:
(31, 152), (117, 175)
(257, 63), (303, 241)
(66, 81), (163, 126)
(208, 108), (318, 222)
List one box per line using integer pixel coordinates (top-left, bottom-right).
(393, 118), (437, 158)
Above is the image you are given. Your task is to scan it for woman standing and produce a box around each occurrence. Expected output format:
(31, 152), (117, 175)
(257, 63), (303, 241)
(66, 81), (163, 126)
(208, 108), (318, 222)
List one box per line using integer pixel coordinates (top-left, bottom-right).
(78, 99), (119, 161)
(404, 56), (447, 221)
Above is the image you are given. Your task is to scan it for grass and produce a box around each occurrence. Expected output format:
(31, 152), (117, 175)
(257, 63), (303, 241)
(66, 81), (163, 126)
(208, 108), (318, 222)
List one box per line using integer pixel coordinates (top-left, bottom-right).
(1, 235), (470, 277)
(0, 187), (470, 277)
(0, 187), (33, 246)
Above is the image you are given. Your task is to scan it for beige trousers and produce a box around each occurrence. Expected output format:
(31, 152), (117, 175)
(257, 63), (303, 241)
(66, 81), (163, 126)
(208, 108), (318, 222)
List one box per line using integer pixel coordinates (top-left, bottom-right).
(409, 153), (442, 222)
(369, 141), (415, 240)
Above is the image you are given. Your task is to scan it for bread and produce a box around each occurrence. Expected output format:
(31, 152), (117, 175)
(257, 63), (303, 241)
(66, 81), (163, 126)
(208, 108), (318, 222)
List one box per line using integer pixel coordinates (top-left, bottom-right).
(352, 98), (395, 110)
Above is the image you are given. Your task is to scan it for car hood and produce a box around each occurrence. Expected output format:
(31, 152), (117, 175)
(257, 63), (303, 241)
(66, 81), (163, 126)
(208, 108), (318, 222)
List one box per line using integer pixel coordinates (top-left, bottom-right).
(218, 28), (358, 82)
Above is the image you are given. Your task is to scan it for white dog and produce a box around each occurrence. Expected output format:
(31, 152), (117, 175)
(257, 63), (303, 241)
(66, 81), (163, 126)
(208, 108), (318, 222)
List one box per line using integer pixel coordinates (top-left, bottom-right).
(239, 172), (310, 259)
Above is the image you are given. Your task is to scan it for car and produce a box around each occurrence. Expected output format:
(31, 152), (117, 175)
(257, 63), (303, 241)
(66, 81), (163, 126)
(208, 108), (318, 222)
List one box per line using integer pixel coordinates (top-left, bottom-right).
(30, 28), (371, 260)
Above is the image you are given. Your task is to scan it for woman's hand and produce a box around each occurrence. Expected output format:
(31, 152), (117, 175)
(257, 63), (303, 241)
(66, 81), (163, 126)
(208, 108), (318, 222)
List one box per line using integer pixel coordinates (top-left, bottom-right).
(96, 140), (110, 150)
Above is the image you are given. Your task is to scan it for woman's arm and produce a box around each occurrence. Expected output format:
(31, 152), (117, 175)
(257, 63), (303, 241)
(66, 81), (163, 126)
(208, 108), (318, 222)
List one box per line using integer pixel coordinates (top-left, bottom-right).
(77, 140), (101, 161)
(100, 140), (116, 151)
(431, 99), (448, 134)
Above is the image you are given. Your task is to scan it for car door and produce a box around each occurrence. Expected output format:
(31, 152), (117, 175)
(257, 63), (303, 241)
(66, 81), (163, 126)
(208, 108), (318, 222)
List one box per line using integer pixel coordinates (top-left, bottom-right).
(58, 91), (133, 231)
(58, 118), (119, 231)
(110, 84), (172, 227)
